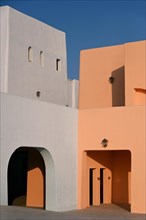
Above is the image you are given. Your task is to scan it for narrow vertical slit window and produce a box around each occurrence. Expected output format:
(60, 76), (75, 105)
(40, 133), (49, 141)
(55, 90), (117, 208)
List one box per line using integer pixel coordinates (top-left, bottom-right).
(28, 47), (33, 62)
(56, 58), (61, 71)
(40, 51), (44, 66)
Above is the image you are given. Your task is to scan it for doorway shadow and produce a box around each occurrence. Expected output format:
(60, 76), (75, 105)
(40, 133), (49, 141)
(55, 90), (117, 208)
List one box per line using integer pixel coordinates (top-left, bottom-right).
(114, 203), (131, 212)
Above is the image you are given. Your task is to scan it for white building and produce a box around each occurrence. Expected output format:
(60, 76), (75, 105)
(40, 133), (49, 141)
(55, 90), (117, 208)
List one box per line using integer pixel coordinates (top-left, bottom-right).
(0, 6), (78, 211)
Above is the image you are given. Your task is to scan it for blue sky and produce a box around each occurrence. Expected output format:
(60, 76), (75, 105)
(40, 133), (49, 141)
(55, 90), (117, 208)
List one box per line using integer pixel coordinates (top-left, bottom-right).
(0, 0), (146, 79)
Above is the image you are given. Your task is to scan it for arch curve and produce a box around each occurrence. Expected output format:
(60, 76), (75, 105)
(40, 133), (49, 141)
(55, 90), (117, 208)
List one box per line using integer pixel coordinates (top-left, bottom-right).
(7, 146), (56, 210)
(36, 147), (56, 210)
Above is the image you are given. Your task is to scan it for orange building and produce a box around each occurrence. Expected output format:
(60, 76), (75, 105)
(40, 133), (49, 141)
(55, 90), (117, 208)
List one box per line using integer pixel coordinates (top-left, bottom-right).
(78, 40), (146, 214)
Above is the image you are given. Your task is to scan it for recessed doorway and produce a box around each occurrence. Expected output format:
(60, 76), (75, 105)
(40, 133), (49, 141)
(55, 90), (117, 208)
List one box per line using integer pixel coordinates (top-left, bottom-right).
(84, 150), (131, 211)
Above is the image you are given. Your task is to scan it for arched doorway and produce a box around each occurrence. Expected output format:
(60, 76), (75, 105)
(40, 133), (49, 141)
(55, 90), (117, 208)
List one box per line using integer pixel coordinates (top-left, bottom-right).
(8, 147), (55, 210)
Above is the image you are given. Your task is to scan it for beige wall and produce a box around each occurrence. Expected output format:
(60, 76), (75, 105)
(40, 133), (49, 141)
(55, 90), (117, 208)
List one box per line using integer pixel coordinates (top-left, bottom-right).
(78, 107), (145, 213)
(78, 41), (146, 214)
(79, 40), (146, 109)
(79, 44), (124, 109)
(125, 41), (146, 106)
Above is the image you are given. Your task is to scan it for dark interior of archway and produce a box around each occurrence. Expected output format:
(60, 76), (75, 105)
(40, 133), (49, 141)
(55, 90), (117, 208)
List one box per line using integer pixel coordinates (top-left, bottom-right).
(8, 147), (45, 207)
(8, 150), (28, 206)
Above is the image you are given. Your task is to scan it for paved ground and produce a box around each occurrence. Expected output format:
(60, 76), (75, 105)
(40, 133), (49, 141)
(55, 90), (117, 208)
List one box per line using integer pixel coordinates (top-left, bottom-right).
(0, 204), (145, 220)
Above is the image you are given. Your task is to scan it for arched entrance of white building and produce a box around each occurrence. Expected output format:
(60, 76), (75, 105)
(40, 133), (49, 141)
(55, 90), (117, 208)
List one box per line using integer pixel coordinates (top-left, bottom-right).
(8, 147), (56, 210)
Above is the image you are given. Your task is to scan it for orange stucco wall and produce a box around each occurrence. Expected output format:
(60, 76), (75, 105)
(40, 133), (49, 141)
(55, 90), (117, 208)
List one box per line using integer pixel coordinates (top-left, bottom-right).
(26, 149), (45, 208)
(125, 41), (146, 106)
(78, 40), (146, 214)
(79, 44), (125, 109)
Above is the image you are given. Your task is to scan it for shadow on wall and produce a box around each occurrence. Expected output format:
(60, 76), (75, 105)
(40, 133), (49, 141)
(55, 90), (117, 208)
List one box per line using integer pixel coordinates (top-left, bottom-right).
(111, 66), (125, 107)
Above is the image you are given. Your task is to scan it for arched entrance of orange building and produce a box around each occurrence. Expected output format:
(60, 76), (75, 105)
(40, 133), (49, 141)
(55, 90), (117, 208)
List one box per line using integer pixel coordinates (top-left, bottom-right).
(82, 150), (131, 211)
(8, 147), (46, 209)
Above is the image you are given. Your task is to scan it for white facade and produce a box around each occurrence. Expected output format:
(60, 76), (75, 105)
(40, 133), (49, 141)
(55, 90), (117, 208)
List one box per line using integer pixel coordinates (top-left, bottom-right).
(0, 6), (78, 211)
(67, 79), (79, 108)
(1, 6), (68, 105)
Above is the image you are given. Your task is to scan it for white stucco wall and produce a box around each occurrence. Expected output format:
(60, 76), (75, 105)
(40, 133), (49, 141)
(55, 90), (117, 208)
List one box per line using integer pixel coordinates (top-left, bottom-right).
(0, 6), (9, 93)
(0, 6), (68, 105)
(0, 6), (78, 211)
(67, 80), (79, 108)
(0, 93), (78, 211)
